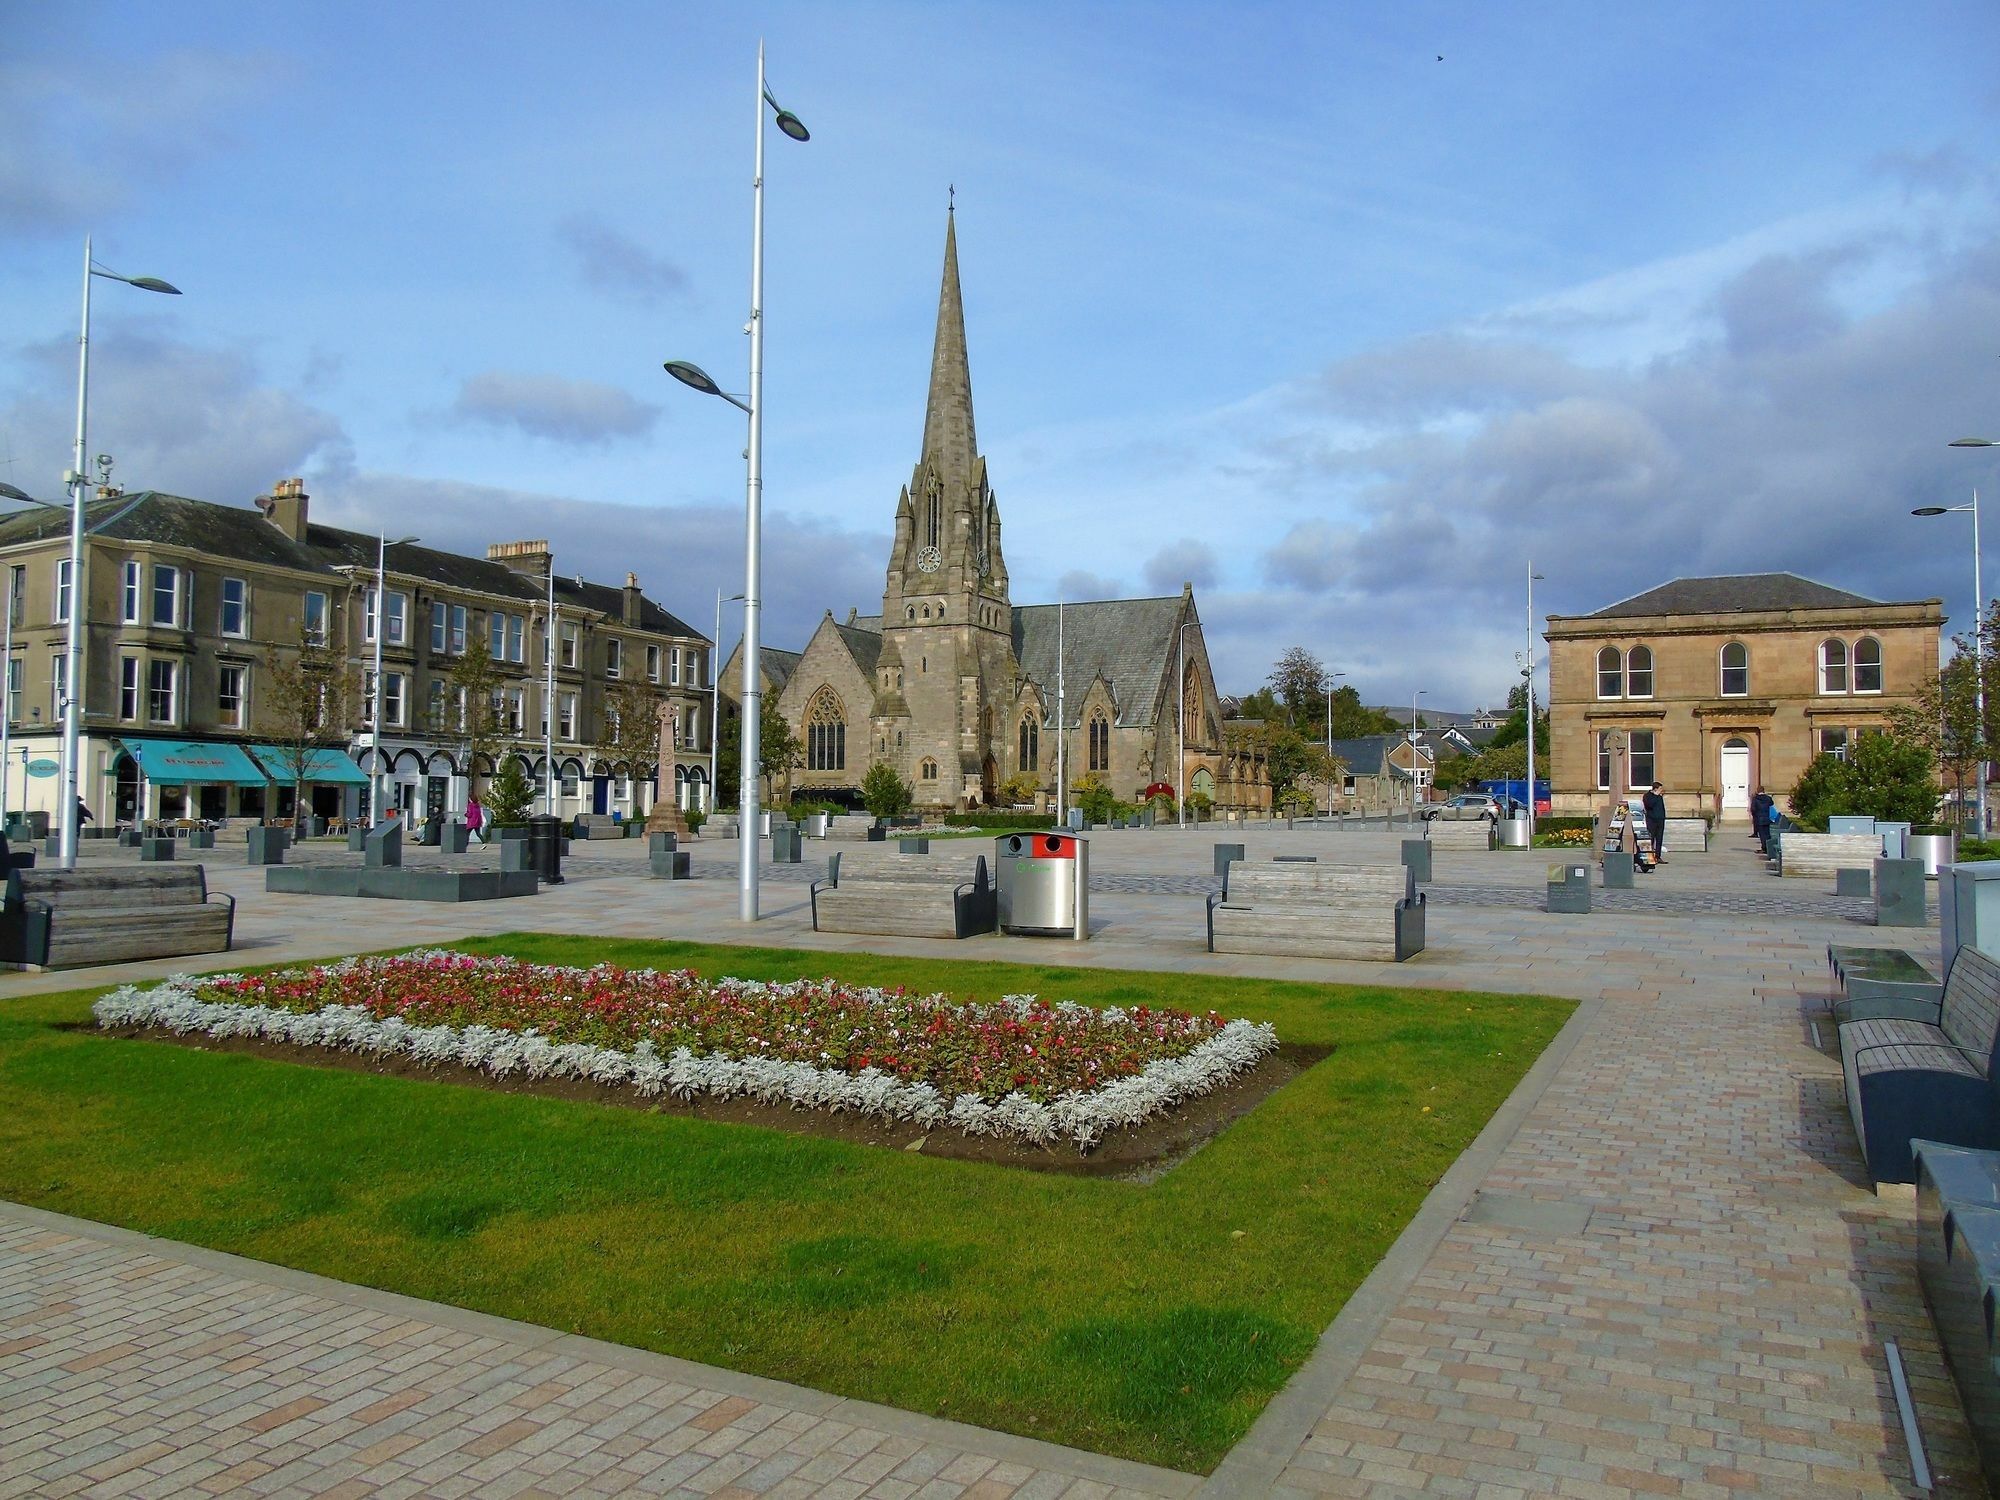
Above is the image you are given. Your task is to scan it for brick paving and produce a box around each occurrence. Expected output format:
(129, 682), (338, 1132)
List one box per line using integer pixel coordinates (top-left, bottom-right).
(0, 823), (1985, 1495)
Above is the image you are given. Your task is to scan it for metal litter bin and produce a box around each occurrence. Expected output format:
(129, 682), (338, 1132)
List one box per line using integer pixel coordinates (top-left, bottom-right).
(771, 824), (802, 863)
(1495, 817), (1531, 848)
(1547, 862), (1590, 913)
(527, 814), (565, 884)
(995, 830), (1089, 939)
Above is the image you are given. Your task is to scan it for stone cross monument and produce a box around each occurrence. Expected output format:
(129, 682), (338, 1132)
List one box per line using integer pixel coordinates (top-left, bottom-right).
(1593, 728), (1635, 864)
(644, 698), (690, 837)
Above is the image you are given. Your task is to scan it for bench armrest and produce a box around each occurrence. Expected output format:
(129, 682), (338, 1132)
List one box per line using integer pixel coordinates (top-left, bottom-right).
(1847, 1037), (1989, 1069)
(1205, 890), (1223, 953)
(808, 877), (833, 932)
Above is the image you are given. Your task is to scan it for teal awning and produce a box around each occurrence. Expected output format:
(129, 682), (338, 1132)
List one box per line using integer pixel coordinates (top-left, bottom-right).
(246, 744), (370, 786)
(119, 738), (269, 786)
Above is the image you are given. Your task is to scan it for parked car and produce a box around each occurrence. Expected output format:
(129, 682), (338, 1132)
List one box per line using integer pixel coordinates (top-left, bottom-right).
(1426, 793), (1499, 822)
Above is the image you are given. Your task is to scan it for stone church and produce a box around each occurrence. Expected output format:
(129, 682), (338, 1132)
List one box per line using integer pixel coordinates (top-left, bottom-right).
(723, 209), (1270, 815)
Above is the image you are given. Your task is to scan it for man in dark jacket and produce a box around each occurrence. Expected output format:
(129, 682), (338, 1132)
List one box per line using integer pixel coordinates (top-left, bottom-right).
(1750, 791), (1773, 853)
(1642, 782), (1667, 865)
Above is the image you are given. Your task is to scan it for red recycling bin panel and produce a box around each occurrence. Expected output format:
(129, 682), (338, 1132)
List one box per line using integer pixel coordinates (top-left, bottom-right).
(1031, 833), (1078, 860)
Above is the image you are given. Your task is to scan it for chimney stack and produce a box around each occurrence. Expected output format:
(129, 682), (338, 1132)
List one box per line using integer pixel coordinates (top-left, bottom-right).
(622, 572), (642, 627)
(256, 477), (310, 542)
(487, 539), (553, 580)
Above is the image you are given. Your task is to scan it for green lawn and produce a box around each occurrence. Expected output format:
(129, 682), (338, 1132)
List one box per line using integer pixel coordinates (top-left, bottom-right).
(0, 936), (1571, 1472)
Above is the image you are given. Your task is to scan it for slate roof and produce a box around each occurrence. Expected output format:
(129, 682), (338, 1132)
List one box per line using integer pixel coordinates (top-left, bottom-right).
(759, 646), (803, 692)
(0, 491), (339, 575)
(1014, 595), (1187, 728)
(832, 621), (883, 677)
(1588, 573), (1890, 619)
(0, 491), (706, 642)
(1330, 735), (1425, 777)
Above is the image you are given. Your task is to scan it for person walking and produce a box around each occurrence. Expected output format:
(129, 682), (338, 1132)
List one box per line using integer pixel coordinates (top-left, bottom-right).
(465, 792), (486, 844)
(1642, 781), (1668, 865)
(1750, 790), (1774, 854)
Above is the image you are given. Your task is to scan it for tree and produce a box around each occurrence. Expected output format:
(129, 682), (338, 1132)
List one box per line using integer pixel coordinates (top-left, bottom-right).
(714, 697), (802, 807)
(860, 761), (914, 819)
(445, 637), (509, 797)
(1788, 732), (1941, 827)
(1889, 647), (1985, 829)
(1266, 647), (1330, 730)
(1329, 684), (1399, 739)
(600, 679), (667, 777)
(1071, 771), (1117, 823)
(1486, 680), (1549, 755)
(1267, 727), (1337, 812)
(485, 758), (535, 827)
(259, 630), (355, 827)
(996, 770), (1040, 806)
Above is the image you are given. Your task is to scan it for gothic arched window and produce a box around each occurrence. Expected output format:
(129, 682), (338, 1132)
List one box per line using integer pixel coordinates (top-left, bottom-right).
(804, 686), (845, 772)
(920, 757), (938, 781)
(926, 477), (942, 550)
(1019, 715), (1039, 773)
(1088, 712), (1110, 772)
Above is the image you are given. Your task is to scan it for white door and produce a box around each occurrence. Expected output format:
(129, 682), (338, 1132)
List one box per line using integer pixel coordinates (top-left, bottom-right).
(1720, 740), (1751, 813)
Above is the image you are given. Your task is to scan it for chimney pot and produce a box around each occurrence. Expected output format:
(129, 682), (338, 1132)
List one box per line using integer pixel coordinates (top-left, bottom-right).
(260, 479), (309, 541)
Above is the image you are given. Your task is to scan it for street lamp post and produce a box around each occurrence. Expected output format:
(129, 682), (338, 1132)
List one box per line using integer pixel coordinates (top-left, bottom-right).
(0, 483), (56, 826)
(1921, 461), (1988, 832)
(1323, 669), (1346, 820)
(1177, 620), (1202, 828)
(1525, 565), (1545, 838)
(1408, 689), (1427, 825)
(664, 42), (808, 923)
(57, 239), (180, 869)
(542, 564), (558, 817)
(368, 534), (418, 825)
(713, 589), (745, 815)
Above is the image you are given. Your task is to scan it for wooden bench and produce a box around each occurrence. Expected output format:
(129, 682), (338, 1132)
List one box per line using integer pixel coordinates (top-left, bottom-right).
(0, 865), (235, 971)
(1772, 831), (1883, 878)
(1839, 945), (2000, 1184)
(824, 816), (879, 841)
(810, 851), (997, 939)
(1206, 861), (1424, 961)
(1426, 820), (1492, 851)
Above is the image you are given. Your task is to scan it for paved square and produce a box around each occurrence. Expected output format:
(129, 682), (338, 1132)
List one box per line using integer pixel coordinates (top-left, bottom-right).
(0, 823), (1983, 1495)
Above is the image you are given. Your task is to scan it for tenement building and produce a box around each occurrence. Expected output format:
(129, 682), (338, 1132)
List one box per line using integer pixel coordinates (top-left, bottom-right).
(1544, 573), (1943, 821)
(723, 208), (1270, 814)
(0, 478), (713, 827)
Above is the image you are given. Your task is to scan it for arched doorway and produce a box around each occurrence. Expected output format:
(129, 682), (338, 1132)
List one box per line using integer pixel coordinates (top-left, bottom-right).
(981, 754), (997, 806)
(1720, 738), (1751, 816)
(113, 752), (139, 825)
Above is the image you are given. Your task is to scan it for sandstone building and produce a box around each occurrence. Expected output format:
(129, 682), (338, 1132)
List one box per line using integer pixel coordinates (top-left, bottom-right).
(724, 211), (1270, 814)
(1544, 574), (1943, 820)
(0, 480), (713, 827)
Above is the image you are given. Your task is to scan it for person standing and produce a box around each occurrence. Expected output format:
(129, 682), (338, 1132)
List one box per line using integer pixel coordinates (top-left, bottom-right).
(1750, 790), (1774, 853)
(1642, 781), (1667, 865)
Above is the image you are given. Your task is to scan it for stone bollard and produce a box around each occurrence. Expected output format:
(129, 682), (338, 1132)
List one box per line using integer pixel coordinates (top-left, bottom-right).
(364, 821), (403, 869)
(139, 838), (176, 863)
(245, 826), (289, 866)
(1602, 852), (1635, 889)
(1874, 857), (1926, 928)
(1400, 839), (1433, 885)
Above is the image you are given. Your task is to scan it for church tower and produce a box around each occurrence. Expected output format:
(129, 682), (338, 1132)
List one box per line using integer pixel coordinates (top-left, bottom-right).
(877, 205), (1016, 808)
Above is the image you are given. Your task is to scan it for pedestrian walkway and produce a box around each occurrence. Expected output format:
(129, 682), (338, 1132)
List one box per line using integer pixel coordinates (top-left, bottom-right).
(0, 825), (1980, 1495)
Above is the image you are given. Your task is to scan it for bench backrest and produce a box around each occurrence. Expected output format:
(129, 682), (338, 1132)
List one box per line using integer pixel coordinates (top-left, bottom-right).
(1942, 946), (2000, 1074)
(1225, 861), (1414, 907)
(834, 852), (988, 890)
(9, 865), (209, 909)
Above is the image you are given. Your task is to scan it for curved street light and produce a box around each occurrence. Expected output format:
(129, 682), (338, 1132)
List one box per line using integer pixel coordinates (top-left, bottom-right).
(663, 41), (809, 924)
(57, 241), (181, 870)
(1927, 438), (1992, 833)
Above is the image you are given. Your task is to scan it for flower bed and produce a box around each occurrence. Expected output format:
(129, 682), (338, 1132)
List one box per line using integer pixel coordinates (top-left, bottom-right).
(93, 953), (1278, 1149)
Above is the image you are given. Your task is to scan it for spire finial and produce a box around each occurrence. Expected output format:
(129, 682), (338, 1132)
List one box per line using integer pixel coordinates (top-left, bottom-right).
(948, 183), (955, 213)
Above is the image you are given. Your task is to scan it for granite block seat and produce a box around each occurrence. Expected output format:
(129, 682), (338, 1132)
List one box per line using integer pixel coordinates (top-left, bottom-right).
(1, 833), (33, 872)
(1913, 1140), (2000, 1485)
(810, 851), (997, 939)
(0, 865), (234, 970)
(1839, 946), (2000, 1184)
(1206, 861), (1424, 962)
(1827, 944), (1943, 1024)
(1771, 831), (1883, 878)
(1426, 820), (1492, 852)
(1661, 817), (1709, 853)
(573, 814), (625, 840)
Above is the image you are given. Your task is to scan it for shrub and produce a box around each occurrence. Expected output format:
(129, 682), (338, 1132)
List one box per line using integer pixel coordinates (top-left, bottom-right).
(1072, 773), (1117, 824)
(486, 761), (535, 827)
(860, 763), (914, 820)
(1789, 736), (1941, 827)
(943, 811), (1053, 830)
(685, 807), (707, 834)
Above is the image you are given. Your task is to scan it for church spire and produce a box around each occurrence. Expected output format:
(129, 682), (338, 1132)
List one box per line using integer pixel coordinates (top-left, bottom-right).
(919, 203), (977, 479)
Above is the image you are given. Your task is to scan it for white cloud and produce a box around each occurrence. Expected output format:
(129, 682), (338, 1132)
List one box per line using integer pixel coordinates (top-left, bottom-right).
(450, 371), (659, 444)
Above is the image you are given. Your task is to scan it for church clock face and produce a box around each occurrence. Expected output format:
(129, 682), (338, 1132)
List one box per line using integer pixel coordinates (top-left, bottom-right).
(914, 545), (943, 574)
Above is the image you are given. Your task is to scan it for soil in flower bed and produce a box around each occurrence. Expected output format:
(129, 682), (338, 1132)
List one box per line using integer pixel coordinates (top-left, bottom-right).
(86, 1021), (1330, 1178)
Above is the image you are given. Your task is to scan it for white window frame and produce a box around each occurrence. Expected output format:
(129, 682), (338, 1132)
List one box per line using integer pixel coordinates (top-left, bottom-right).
(383, 671), (407, 729)
(119, 656), (139, 720)
(53, 559), (72, 625)
(304, 591), (329, 645)
(1819, 727), (1851, 761)
(670, 646), (681, 686)
(558, 690), (577, 741)
(1853, 636), (1883, 694)
(4, 656), (18, 726)
(432, 600), (449, 653)
(560, 622), (578, 670)
(646, 644), (661, 683)
(146, 658), (177, 725)
(1819, 639), (1849, 694)
(506, 613), (524, 663)
(1624, 645), (1654, 700)
(1596, 646), (1622, 700)
(606, 638), (622, 678)
(50, 653), (64, 719)
(1628, 730), (1656, 788)
(1719, 641), (1748, 698)
(220, 577), (249, 638)
(218, 663), (247, 727)
(150, 563), (181, 628)
(121, 561), (141, 623)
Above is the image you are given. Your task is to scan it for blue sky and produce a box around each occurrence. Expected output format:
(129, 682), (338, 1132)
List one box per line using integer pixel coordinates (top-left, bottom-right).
(5, 2), (2000, 708)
